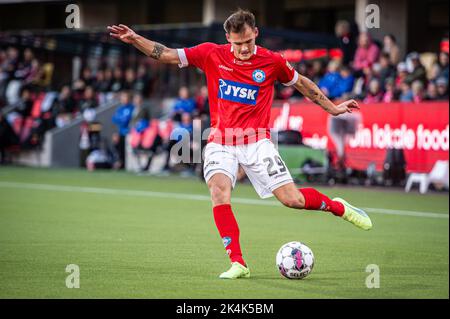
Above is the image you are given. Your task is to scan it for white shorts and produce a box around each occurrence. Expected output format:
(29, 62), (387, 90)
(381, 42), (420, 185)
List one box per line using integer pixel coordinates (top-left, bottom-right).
(203, 139), (294, 199)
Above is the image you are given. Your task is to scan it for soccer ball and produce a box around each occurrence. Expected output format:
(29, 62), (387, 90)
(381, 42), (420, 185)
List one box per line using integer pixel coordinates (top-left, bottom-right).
(276, 241), (315, 279)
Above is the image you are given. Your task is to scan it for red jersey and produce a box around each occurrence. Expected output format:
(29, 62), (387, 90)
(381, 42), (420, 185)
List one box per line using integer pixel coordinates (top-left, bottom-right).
(177, 43), (298, 145)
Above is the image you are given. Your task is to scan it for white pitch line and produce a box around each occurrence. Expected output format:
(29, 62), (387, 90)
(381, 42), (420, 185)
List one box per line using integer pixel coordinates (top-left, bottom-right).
(0, 181), (448, 219)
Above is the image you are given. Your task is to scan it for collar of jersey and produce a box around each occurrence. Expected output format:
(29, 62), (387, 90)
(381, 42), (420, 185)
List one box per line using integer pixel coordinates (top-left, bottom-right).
(230, 45), (258, 55)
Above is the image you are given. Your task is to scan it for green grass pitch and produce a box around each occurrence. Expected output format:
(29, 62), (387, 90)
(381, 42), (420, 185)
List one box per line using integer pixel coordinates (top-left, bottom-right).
(0, 166), (448, 298)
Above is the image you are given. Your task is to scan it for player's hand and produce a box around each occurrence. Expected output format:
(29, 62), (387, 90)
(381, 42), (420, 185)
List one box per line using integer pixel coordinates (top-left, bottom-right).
(107, 24), (138, 44)
(333, 99), (360, 115)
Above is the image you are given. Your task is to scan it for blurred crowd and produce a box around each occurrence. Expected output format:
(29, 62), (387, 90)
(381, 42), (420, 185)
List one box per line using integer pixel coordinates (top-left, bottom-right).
(279, 23), (449, 103)
(0, 46), (157, 163)
(111, 85), (209, 174)
(1, 21), (449, 167)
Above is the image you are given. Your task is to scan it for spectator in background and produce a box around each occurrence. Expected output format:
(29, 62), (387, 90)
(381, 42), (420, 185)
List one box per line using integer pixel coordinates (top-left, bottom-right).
(194, 86), (211, 165)
(0, 49), (6, 70)
(353, 32), (380, 73)
(438, 52), (449, 80)
(134, 64), (151, 97)
(14, 48), (34, 82)
(382, 77), (397, 103)
(81, 67), (94, 87)
(382, 34), (401, 66)
(0, 49), (7, 101)
(58, 85), (76, 113)
(72, 78), (86, 106)
(110, 67), (124, 93)
(337, 66), (355, 99)
(79, 86), (98, 112)
(178, 112), (196, 176)
(110, 132), (123, 170)
(297, 62), (308, 80)
(399, 81), (413, 102)
(378, 52), (396, 88)
(112, 91), (134, 169)
(310, 60), (325, 83)
(172, 86), (195, 122)
(28, 58), (43, 88)
(123, 68), (136, 91)
(318, 60), (342, 99)
(405, 52), (427, 85)
(103, 68), (113, 92)
(195, 85), (209, 116)
(3, 47), (22, 105)
(363, 78), (383, 103)
(395, 62), (409, 91)
(193, 85), (210, 169)
(15, 87), (33, 118)
(355, 65), (376, 99)
(411, 80), (425, 103)
(436, 77), (449, 99)
(162, 111), (194, 175)
(335, 20), (357, 66)
(2, 47), (19, 80)
(130, 93), (147, 128)
(79, 107), (100, 167)
(55, 85), (76, 128)
(425, 82), (439, 101)
(3, 47), (19, 81)
(428, 63), (442, 83)
(94, 70), (110, 93)
(26, 55), (41, 84)
(0, 112), (19, 163)
(0, 48), (5, 63)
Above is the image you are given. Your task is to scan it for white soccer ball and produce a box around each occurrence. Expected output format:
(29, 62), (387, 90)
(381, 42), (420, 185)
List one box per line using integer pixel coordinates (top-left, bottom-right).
(276, 241), (315, 279)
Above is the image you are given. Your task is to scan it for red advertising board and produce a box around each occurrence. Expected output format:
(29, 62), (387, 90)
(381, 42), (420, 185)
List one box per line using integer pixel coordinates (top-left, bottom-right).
(270, 101), (449, 173)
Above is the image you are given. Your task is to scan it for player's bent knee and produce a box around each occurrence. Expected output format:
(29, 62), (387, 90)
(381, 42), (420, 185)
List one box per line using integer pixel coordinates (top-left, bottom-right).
(208, 183), (231, 206)
(210, 189), (227, 204)
(207, 173), (232, 205)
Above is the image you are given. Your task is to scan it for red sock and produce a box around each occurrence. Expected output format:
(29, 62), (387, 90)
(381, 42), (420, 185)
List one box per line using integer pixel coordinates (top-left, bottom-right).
(299, 188), (345, 216)
(213, 204), (246, 266)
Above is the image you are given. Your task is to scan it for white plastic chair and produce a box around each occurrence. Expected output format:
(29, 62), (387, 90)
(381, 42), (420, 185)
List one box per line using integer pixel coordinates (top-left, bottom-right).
(405, 160), (449, 194)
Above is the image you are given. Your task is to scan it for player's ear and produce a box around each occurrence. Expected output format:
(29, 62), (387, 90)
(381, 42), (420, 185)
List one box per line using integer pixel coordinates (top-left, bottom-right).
(225, 32), (231, 43)
(254, 27), (259, 38)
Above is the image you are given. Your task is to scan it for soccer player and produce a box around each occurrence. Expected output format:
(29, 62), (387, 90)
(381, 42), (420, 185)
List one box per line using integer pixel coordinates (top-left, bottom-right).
(108, 9), (372, 279)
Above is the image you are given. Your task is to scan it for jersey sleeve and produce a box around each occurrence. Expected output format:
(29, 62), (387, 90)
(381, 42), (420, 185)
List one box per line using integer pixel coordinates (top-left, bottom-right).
(275, 53), (299, 86)
(177, 42), (218, 70)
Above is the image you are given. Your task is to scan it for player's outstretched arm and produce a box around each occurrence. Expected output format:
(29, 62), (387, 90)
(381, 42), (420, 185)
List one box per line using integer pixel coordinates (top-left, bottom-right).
(293, 74), (360, 116)
(107, 24), (180, 65)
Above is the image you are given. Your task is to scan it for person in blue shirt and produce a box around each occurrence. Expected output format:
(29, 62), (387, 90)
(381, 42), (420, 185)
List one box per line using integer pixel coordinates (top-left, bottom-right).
(336, 66), (355, 99)
(399, 82), (413, 102)
(172, 86), (196, 122)
(112, 91), (134, 169)
(161, 112), (194, 175)
(319, 60), (344, 99)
